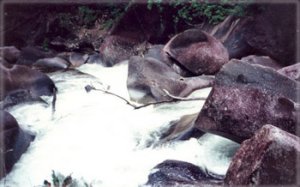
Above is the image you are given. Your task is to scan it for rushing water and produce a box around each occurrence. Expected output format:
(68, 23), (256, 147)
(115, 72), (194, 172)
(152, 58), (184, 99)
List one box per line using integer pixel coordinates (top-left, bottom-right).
(1, 62), (239, 187)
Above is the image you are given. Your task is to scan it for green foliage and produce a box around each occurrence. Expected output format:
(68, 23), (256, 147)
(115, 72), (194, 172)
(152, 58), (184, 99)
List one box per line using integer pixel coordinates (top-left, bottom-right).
(58, 12), (73, 28)
(147, 0), (250, 25)
(78, 6), (97, 28)
(42, 38), (49, 51)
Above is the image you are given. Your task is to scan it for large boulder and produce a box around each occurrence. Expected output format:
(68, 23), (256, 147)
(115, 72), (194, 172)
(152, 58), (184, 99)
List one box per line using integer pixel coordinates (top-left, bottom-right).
(0, 63), (57, 101)
(33, 57), (70, 72)
(201, 4), (297, 65)
(0, 110), (34, 178)
(146, 160), (223, 186)
(164, 29), (229, 75)
(225, 124), (300, 185)
(127, 56), (214, 104)
(194, 59), (298, 142)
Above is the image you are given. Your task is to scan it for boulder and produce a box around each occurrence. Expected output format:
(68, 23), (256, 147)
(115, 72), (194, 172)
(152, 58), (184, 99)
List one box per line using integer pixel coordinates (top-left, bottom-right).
(16, 46), (55, 66)
(0, 110), (34, 178)
(146, 160), (223, 186)
(33, 57), (70, 72)
(277, 63), (300, 81)
(127, 56), (214, 104)
(225, 124), (300, 185)
(144, 45), (191, 77)
(0, 46), (21, 63)
(164, 29), (229, 75)
(194, 59), (298, 142)
(68, 52), (89, 68)
(241, 55), (282, 70)
(0, 63), (57, 101)
(99, 35), (138, 67)
(201, 4), (297, 66)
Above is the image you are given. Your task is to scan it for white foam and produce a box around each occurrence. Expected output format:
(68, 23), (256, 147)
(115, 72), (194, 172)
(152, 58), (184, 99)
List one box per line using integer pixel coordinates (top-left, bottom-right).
(1, 63), (238, 187)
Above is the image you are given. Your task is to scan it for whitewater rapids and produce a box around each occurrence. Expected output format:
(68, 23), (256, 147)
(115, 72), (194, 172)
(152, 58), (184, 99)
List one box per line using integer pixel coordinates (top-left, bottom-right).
(1, 62), (238, 187)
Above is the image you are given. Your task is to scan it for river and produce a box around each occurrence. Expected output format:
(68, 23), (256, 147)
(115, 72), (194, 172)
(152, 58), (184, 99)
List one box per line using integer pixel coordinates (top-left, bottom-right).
(1, 61), (238, 187)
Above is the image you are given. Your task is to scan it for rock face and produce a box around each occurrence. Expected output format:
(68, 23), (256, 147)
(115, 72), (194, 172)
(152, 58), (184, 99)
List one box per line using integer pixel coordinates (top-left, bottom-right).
(0, 63), (57, 101)
(146, 160), (223, 186)
(278, 63), (300, 81)
(225, 124), (300, 185)
(164, 29), (229, 75)
(99, 35), (138, 67)
(195, 60), (298, 142)
(202, 4), (297, 66)
(127, 56), (214, 103)
(0, 110), (34, 178)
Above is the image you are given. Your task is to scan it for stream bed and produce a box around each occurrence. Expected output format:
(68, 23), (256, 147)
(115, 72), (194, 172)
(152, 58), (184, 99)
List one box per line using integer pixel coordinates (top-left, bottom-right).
(1, 62), (239, 187)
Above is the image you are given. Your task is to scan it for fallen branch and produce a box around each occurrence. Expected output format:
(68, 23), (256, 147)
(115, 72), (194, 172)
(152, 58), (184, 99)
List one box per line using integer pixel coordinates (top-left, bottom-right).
(84, 85), (207, 110)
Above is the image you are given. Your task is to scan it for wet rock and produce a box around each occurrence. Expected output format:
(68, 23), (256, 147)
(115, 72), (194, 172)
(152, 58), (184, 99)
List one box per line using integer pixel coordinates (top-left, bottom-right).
(0, 89), (48, 109)
(86, 53), (103, 65)
(194, 59), (298, 142)
(225, 124), (300, 185)
(0, 110), (34, 179)
(16, 46), (55, 66)
(0, 46), (21, 63)
(277, 63), (300, 81)
(241, 55), (282, 70)
(0, 63), (57, 101)
(158, 113), (204, 144)
(164, 29), (229, 75)
(127, 56), (214, 104)
(99, 35), (138, 67)
(146, 160), (223, 187)
(33, 57), (70, 72)
(68, 52), (89, 68)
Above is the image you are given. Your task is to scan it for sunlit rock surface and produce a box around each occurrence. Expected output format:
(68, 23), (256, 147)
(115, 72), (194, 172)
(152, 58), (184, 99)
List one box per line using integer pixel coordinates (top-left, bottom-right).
(195, 60), (298, 142)
(225, 124), (300, 185)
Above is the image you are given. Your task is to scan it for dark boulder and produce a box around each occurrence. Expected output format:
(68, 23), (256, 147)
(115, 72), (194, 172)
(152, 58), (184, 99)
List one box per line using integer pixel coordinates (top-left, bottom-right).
(16, 46), (55, 66)
(0, 110), (34, 179)
(127, 56), (214, 104)
(195, 59), (298, 142)
(225, 124), (300, 185)
(99, 35), (138, 67)
(0, 46), (21, 63)
(241, 55), (282, 70)
(146, 160), (223, 187)
(164, 29), (229, 75)
(277, 63), (300, 81)
(0, 63), (57, 101)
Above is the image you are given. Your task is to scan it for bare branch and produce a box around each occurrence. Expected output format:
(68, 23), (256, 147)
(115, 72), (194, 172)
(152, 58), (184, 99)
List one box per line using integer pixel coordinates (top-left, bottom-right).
(84, 85), (207, 110)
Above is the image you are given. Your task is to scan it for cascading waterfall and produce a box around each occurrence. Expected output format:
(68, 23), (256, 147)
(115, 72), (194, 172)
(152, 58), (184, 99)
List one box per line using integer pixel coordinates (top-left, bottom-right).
(0, 62), (239, 187)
